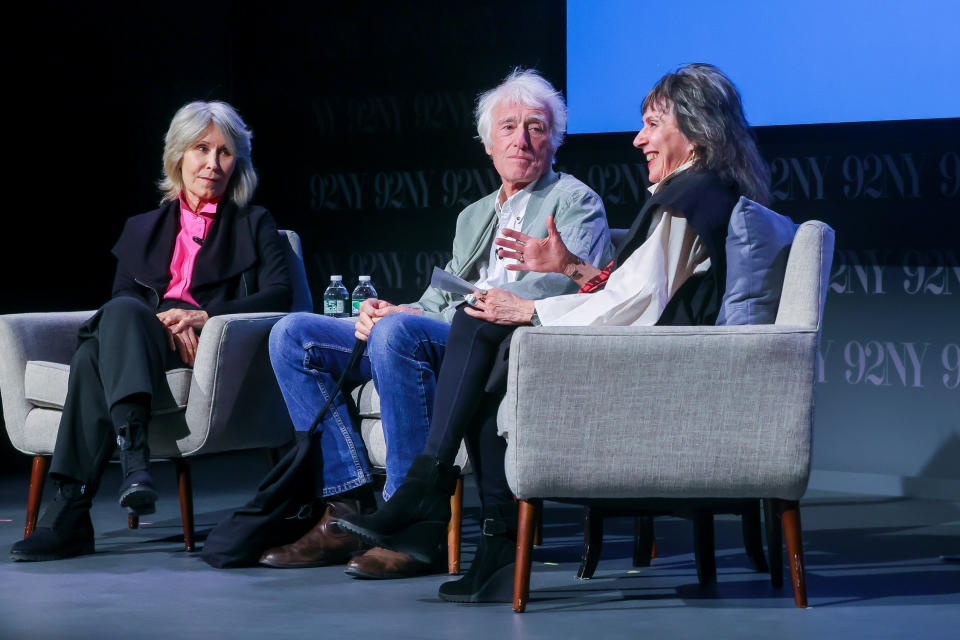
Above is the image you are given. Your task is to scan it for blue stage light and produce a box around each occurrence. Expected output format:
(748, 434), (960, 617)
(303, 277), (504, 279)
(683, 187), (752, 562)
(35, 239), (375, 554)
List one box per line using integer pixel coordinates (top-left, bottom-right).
(567, 0), (960, 132)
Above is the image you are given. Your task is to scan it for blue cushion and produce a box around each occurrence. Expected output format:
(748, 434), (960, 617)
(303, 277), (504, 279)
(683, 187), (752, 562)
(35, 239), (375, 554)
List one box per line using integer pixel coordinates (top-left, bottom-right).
(716, 197), (798, 326)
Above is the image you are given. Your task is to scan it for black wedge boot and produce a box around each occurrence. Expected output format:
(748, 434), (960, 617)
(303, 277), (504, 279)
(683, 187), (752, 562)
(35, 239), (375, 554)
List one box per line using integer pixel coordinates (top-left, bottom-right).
(438, 502), (518, 603)
(336, 454), (460, 563)
(115, 416), (157, 516)
(10, 480), (95, 562)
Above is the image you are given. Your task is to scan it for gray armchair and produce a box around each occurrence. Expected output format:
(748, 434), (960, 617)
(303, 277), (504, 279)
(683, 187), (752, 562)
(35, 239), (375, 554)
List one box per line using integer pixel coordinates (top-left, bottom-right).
(0, 230), (311, 550)
(501, 220), (835, 611)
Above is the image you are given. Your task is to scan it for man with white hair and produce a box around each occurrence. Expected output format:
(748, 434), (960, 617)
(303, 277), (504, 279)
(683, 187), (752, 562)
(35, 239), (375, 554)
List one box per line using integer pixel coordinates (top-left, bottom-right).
(262, 69), (612, 578)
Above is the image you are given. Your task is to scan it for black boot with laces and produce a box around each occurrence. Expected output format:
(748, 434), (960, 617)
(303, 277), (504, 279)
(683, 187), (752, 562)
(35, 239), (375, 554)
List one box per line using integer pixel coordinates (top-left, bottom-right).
(115, 417), (157, 516)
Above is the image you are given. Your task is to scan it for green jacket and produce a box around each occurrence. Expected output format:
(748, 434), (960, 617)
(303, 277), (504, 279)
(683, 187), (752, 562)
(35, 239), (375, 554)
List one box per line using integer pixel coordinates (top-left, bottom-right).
(407, 170), (613, 322)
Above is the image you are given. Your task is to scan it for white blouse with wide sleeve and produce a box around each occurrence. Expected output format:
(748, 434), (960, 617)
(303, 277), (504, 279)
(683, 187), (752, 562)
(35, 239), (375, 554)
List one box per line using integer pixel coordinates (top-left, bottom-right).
(534, 209), (710, 327)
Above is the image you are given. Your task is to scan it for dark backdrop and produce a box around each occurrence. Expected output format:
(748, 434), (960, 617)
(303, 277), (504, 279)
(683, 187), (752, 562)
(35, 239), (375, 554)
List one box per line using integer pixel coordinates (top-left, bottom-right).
(4, 2), (958, 493)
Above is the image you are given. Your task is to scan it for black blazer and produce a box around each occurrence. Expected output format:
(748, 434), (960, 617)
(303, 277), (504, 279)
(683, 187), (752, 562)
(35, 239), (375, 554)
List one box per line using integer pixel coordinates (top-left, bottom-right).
(110, 199), (292, 316)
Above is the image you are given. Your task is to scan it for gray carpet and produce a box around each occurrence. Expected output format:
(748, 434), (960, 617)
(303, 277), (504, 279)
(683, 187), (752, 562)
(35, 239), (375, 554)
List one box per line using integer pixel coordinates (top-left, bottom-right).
(1, 450), (958, 639)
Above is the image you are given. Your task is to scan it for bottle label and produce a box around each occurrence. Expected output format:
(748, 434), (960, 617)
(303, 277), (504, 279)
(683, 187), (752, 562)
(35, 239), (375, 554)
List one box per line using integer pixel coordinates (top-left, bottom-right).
(323, 299), (344, 316)
(352, 300), (362, 316)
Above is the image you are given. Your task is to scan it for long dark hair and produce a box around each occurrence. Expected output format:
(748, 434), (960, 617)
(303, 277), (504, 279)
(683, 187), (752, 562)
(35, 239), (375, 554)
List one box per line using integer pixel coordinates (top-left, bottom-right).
(643, 63), (771, 205)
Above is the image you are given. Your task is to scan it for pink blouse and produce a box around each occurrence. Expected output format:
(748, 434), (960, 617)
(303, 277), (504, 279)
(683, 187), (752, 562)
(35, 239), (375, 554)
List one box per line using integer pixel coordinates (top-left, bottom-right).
(163, 194), (218, 307)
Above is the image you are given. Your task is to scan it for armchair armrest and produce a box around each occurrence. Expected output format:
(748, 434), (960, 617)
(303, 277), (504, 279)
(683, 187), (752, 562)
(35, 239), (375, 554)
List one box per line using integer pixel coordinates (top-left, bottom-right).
(0, 311), (95, 452)
(182, 313), (295, 455)
(499, 324), (819, 502)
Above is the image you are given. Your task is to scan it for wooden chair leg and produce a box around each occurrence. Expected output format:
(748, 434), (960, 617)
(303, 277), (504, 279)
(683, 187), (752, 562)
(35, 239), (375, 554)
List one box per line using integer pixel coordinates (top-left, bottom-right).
(128, 513), (140, 529)
(447, 476), (463, 574)
(764, 498), (784, 588)
(742, 500), (769, 573)
(577, 506), (603, 579)
(533, 501), (543, 547)
(513, 499), (537, 613)
(24, 455), (51, 537)
(692, 511), (716, 586)
(633, 516), (654, 567)
(776, 499), (808, 607)
(176, 459), (196, 551)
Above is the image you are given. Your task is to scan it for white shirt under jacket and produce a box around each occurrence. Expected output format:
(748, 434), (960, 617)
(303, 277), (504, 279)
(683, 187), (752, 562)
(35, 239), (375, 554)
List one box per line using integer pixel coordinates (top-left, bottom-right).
(473, 181), (535, 291)
(534, 164), (710, 327)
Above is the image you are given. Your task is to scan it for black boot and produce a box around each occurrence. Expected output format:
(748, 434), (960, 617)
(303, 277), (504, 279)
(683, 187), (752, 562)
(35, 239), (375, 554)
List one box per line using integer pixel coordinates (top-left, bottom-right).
(336, 454), (460, 563)
(10, 480), (95, 562)
(438, 502), (518, 603)
(115, 416), (157, 516)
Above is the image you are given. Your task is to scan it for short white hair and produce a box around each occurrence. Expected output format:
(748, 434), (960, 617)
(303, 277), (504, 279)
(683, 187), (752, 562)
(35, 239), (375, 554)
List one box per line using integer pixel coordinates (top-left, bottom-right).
(475, 69), (567, 160)
(158, 101), (258, 207)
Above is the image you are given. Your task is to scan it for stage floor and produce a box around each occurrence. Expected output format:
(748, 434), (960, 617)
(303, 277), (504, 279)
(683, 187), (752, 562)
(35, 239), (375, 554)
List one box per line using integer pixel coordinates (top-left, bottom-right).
(1, 450), (958, 639)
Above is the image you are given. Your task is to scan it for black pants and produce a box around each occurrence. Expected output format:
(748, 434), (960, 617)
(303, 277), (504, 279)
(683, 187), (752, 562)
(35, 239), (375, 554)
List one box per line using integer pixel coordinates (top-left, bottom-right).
(49, 297), (182, 494)
(424, 307), (517, 507)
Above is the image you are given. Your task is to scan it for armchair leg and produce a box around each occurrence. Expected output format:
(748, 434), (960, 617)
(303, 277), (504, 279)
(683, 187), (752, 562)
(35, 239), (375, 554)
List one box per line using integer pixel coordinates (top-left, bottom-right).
(24, 455), (51, 538)
(692, 511), (716, 586)
(533, 501), (543, 547)
(447, 476), (463, 574)
(175, 460), (196, 552)
(513, 499), (538, 613)
(764, 499), (784, 588)
(776, 499), (808, 608)
(633, 516), (654, 567)
(577, 506), (604, 580)
(742, 500), (769, 573)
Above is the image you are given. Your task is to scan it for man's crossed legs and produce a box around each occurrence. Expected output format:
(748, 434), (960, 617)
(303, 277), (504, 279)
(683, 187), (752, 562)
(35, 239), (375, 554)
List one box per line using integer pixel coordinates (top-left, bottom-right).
(261, 311), (449, 575)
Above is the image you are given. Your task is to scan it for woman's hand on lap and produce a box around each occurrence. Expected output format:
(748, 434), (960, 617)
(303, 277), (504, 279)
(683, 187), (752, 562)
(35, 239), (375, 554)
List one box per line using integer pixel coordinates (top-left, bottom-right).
(463, 288), (536, 325)
(157, 308), (209, 333)
(166, 325), (199, 366)
(157, 308), (207, 366)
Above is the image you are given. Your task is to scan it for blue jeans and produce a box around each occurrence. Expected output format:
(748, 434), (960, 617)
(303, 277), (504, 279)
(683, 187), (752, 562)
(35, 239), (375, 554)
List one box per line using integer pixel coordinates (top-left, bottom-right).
(269, 312), (449, 498)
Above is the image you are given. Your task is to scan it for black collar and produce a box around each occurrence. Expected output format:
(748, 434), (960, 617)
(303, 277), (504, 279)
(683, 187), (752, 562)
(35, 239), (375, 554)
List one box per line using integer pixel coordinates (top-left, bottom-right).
(112, 199), (257, 290)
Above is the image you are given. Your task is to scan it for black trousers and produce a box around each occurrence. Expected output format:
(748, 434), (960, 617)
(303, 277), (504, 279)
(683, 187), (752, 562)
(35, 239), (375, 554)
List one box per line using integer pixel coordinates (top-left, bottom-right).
(424, 306), (518, 507)
(49, 297), (183, 493)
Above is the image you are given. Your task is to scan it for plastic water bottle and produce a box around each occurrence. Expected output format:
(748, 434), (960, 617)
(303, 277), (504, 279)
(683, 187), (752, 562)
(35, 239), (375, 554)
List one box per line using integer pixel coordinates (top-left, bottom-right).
(323, 275), (350, 318)
(352, 276), (378, 316)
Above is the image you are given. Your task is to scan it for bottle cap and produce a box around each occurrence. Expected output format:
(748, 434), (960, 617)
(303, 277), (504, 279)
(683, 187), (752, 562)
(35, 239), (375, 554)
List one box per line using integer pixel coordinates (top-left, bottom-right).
(330, 275), (342, 281)
(359, 275), (370, 282)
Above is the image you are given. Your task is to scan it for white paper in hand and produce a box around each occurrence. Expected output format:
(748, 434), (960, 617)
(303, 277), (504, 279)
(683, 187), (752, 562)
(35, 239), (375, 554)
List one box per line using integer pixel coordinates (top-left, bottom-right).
(429, 267), (479, 296)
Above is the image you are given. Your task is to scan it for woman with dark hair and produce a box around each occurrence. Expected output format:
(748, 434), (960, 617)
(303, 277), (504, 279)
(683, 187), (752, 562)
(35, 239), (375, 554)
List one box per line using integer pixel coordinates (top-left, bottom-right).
(11, 101), (292, 562)
(338, 63), (771, 602)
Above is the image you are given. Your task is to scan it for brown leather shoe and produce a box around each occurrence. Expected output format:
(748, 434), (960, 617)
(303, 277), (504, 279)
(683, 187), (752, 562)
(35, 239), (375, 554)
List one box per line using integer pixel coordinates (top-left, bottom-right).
(344, 546), (443, 579)
(259, 499), (370, 568)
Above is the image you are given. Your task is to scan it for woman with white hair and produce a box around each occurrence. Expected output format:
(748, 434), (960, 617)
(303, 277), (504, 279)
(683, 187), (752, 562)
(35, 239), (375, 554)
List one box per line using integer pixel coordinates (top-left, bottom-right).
(11, 101), (292, 562)
(339, 63), (771, 602)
